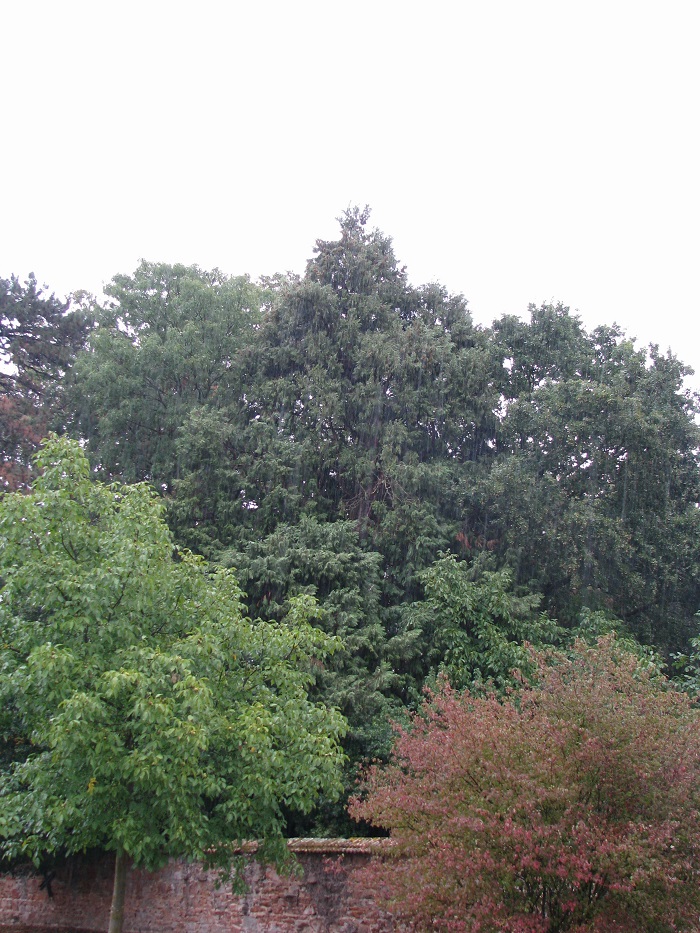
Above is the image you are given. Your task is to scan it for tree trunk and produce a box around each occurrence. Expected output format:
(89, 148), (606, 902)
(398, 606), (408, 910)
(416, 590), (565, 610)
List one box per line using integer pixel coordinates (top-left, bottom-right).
(108, 847), (127, 933)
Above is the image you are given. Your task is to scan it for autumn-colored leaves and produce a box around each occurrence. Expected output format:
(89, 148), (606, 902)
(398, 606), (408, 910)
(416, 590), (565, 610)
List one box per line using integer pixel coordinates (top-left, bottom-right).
(351, 639), (700, 932)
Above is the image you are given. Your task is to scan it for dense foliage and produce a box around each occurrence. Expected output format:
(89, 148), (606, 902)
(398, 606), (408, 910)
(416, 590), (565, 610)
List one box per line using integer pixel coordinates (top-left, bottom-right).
(350, 638), (700, 932)
(67, 261), (260, 494)
(3, 207), (700, 835)
(0, 274), (89, 490)
(0, 437), (346, 931)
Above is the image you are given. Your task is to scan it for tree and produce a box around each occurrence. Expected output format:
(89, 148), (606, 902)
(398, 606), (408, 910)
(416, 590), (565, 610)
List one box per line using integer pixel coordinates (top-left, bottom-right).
(67, 261), (261, 491)
(0, 274), (90, 489)
(167, 208), (498, 565)
(0, 437), (346, 933)
(221, 514), (413, 834)
(408, 554), (563, 692)
(350, 638), (700, 933)
(481, 306), (700, 652)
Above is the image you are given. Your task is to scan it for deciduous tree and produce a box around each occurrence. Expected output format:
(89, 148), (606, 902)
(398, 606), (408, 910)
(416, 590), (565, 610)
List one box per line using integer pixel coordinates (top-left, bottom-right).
(0, 437), (346, 933)
(351, 638), (700, 932)
(67, 262), (261, 490)
(483, 306), (700, 650)
(408, 554), (563, 691)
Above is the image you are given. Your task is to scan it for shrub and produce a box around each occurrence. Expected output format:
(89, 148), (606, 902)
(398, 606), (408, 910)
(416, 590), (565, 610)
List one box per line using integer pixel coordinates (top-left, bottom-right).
(350, 638), (700, 932)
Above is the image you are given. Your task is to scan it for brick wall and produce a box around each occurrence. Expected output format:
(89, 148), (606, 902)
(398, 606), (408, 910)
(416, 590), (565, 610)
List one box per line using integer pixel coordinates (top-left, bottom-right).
(0, 839), (396, 933)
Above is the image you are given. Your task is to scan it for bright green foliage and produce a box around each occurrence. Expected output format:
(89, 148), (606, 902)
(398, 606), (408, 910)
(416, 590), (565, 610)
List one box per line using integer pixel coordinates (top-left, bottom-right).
(671, 614), (700, 695)
(0, 437), (346, 877)
(409, 554), (564, 691)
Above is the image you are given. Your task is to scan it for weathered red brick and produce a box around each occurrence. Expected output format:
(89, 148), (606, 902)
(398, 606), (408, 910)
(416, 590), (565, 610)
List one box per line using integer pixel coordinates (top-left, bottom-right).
(0, 841), (396, 933)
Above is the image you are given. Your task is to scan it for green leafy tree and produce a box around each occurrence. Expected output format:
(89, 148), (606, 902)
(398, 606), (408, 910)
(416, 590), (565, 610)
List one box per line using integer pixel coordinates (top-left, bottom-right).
(67, 261), (261, 491)
(480, 306), (700, 652)
(0, 437), (346, 933)
(409, 554), (563, 691)
(351, 638), (700, 932)
(671, 613), (700, 695)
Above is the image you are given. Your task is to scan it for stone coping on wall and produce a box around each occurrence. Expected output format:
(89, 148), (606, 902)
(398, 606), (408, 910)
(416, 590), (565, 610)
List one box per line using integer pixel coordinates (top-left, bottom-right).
(245, 836), (393, 853)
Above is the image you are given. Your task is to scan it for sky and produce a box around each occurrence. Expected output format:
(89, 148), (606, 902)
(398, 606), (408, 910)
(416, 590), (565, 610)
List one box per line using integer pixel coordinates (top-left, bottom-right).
(2, 1), (699, 391)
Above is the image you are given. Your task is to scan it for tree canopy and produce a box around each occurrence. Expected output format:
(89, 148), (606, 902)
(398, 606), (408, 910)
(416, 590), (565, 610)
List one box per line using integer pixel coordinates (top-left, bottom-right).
(0, 437), (346, 932)
(67, 261), (261, 492)
(2, 207), (700, 838)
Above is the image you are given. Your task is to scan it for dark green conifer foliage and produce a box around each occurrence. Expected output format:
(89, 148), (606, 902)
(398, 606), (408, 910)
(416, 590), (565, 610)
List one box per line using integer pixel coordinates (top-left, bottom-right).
(239, 208), (498, 577)
(0, 274), (89, 489)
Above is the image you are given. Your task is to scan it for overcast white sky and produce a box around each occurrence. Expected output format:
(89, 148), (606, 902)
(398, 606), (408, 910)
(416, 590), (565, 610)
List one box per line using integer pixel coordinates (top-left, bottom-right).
(2, 1), (699, 390)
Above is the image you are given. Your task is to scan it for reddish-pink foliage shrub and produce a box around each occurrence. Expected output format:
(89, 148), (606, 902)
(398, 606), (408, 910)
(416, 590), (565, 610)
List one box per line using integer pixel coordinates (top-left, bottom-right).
(350, 638), (700, 932)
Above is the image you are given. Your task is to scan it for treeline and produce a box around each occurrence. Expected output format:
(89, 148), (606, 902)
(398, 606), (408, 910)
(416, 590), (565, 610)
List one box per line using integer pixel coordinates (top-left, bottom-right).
(2, 207), (699, 831)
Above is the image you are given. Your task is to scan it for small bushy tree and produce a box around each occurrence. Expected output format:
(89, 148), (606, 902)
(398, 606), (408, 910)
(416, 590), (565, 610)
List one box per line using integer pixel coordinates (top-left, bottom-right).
(351, 638), (700, 932)
(411, 554), (563, 692)
(0, 437), (346, 933)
